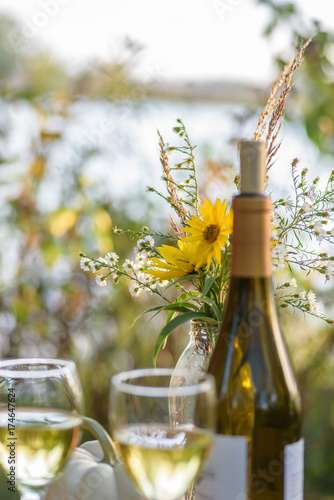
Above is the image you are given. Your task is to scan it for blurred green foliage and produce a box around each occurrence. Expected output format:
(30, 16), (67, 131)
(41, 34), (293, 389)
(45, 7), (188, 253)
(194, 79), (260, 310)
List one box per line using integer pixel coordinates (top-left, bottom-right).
(0, 12), (182, 419)
(0, 5), (333, 499)
(257, 0), (334, 155)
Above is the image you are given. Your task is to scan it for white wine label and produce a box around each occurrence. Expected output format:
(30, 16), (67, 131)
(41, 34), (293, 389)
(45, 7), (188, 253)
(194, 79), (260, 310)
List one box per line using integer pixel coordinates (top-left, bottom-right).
(196, 434), (248, 500)
(284, 438), (304, 500)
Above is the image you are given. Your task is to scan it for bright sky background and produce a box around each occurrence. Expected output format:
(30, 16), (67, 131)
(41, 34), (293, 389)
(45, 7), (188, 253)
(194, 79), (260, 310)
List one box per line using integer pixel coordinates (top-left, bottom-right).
(1, 0), (333, 85)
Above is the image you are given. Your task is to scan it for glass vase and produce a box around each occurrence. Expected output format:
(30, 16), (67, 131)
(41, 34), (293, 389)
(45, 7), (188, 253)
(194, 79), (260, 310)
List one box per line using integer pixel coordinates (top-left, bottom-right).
(171, 319), (220, 500)
(174, 319), (219, 382)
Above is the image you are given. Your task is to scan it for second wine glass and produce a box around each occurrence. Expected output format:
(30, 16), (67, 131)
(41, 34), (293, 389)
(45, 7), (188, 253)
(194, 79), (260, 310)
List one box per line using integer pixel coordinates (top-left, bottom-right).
(109, 367), (216, 500)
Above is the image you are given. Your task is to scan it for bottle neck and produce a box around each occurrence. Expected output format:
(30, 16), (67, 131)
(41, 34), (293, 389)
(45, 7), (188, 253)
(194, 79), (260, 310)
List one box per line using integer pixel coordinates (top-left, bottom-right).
(226, 276), (275, 311)
(231, 195), (272, 278)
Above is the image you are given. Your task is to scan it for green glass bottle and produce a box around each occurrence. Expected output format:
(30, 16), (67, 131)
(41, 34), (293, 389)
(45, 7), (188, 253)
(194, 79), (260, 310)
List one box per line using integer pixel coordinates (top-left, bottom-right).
(197, 141), (303, 500)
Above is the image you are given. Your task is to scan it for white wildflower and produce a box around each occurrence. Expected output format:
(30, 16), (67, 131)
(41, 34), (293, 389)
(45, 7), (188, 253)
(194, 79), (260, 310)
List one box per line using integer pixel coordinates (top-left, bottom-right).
(301, 202), (311, 213)
(315, 229), (327, 242)
(136, 236), (155, 253)
(285, 196), (294, 207)
(134, 252), (149, 271)
(144, 235), (155, 247)
(136, 274), (157, 292)
(330, 227), (334, 236)
(271, 228), (279, 241)
(156, 279), (169, 288)
(272, 261), (285, 272)
(138, 274), (157, 294)
(140, 250), (150, 260)
(310, 301), (324, 316)
(135, 239), (145, 252)
(317, 232), (327, 242)
(307, 187), (316, 202)
(95, 275), (107, 287)
(90, 261), (102, 273)
(272, 215), (280, 227)
(149, 281), (157, 291)
(122, 259), (135, 271)
(129, 284), (142, 297)
(272, 243), (287, 271)
(104, 252), (119, 264)
(136, 272), (147, 283)
(313, 222), (326, 242)
(80, 257), (91, 271)
(272, 243), (286, 258)
(325, 262), (334, 277)
(289, 278), (297, 288)
(307, 290), (316, 305)
(299, 291), (307, 300)
(147, 259), (156, 268)
(133, 260), (142, 272)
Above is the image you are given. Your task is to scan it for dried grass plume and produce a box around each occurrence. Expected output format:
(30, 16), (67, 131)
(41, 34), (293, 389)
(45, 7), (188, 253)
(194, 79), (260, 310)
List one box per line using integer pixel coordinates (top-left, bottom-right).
(253, 36), (315, 171)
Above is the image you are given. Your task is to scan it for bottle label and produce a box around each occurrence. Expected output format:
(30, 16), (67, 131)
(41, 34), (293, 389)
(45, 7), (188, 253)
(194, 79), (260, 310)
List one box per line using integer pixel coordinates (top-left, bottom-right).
(196, 434), (248, 500)
(196, 436), (304, 500)
(284, 438), (304, 500)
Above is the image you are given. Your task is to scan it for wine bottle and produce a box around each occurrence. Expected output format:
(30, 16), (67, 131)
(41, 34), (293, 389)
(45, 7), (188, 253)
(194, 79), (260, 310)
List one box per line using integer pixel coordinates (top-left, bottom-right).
(196, 141), (303, 500)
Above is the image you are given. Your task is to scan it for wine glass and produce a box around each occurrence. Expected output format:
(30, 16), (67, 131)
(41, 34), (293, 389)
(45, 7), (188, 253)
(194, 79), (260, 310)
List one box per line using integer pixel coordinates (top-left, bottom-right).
(109, 367), (216, 500)
(0, 358), (83, 500)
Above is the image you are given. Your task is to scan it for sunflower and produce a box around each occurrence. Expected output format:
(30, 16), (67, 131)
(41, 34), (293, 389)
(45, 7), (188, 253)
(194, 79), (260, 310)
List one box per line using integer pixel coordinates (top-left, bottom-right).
(145, 240), (197, 279)
(183, 198), (233, 269)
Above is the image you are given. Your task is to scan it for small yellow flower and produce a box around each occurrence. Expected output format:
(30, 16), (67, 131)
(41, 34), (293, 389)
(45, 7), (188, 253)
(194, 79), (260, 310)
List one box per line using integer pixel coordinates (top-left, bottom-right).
(145, 240), (196, 279)
(183, 198), (233, 269)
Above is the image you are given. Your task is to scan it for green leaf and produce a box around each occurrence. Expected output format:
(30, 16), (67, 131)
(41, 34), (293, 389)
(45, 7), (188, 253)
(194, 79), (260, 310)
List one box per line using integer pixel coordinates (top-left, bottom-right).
(153, 311), (213, 366)
(166, 293), (199, 323)
(130, 301), (201, 330)
(264, 19), (277, 37)
(129, 305), (167, 328)
(202, 274), (217, 297)
(165, 272), (204, 289)
(150, 304), (200, 327)
(199, 295), (222, 322)
(183, 290), (222, 322)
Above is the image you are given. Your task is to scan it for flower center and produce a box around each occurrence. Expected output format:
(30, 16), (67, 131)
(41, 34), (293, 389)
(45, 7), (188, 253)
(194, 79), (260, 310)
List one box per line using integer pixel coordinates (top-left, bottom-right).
(203, 224), (220, 244)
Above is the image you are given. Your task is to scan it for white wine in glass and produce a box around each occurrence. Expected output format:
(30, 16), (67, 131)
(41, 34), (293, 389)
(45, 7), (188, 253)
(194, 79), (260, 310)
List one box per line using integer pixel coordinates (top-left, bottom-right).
(109, 368), (216, 500)
(0, 358), (83, 500)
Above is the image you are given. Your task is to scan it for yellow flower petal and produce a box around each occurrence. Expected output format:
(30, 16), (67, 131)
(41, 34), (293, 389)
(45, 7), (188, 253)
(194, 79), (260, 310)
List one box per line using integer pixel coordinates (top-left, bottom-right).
(147, 268), (190, 279)
(182, 197), (233, 269)
(149, 258), (184, 272)
(144, 241), (196, 279)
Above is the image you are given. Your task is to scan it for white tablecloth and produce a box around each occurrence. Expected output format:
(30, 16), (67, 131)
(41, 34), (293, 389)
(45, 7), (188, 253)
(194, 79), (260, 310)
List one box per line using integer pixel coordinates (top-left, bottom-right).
(46, 441), (144, 500)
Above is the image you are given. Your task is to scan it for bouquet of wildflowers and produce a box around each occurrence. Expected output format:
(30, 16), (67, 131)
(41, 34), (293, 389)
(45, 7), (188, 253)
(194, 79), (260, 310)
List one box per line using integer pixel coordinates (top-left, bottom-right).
(81, 120), (234, 361)
(80, 37), (333, 363)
